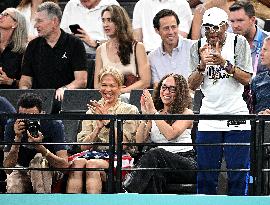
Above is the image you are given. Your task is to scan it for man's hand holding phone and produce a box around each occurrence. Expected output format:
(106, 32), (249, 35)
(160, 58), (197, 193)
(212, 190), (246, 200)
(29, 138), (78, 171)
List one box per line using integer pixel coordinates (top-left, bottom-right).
(69, 24), (99, 48)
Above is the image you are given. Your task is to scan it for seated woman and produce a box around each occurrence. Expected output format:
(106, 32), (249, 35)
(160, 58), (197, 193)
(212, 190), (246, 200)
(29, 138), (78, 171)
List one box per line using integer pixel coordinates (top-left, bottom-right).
(66, 67), (139, 194)
(0, 8), (28, 88)
(123, 73), (197, 194)
(94, 5), (150, 94)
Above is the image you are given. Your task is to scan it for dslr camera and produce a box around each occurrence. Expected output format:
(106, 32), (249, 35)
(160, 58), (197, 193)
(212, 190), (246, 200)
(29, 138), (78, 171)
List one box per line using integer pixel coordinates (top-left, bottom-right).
(23, 119), (41, 137)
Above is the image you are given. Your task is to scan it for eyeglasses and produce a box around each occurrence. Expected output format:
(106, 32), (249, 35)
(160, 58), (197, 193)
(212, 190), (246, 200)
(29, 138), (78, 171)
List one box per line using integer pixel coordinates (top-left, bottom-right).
(161, 84), (176, 93)
(0, 12), (16, 21)
(203, 22), (225, 33)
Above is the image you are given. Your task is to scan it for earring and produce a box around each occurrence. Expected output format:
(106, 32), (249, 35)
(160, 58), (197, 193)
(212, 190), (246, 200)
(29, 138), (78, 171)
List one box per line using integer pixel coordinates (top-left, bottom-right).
(11, 26), (15, 29)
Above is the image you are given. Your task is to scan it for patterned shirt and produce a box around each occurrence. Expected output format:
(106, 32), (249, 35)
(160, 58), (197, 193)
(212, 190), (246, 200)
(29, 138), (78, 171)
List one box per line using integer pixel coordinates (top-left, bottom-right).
(77, 98), (139, 152)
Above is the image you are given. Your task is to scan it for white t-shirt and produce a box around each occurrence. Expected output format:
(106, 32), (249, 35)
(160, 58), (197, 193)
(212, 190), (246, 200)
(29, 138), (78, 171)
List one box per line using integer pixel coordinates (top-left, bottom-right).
(18, 4), (38, 38)
(60, 0), (119, 54)
(195, 33), (253, 131)
(150, 121), (193, 153)
(132, 0), (193, 52)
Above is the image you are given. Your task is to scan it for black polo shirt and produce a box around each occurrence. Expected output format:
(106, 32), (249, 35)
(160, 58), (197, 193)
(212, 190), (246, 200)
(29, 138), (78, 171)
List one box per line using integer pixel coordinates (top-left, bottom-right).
(22, 30), (87, 89)
(0, 44), (23, 89)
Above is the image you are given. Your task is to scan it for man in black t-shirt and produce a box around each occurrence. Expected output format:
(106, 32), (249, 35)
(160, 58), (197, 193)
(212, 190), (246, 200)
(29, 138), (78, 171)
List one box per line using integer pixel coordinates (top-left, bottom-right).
(19, 2), (87, 103)
(3, 93), (69, 193)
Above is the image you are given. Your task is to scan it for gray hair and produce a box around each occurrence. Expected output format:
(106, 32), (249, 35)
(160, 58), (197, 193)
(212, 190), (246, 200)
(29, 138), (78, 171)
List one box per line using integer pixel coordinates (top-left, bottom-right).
(265, 36), (270, 42)
(6, 8), (28, 53)
(37, 2), (62, 22)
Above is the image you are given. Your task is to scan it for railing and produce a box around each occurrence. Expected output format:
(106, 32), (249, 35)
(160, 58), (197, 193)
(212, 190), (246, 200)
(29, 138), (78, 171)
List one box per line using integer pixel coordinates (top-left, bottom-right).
(0, 113), (270, 195)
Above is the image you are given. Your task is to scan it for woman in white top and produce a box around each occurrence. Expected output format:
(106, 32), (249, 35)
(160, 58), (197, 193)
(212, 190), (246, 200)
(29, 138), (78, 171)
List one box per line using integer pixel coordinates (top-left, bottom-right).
(123, 73), (197, 193)
(94, 5), (150, 94)
(17, 0), (58, 42)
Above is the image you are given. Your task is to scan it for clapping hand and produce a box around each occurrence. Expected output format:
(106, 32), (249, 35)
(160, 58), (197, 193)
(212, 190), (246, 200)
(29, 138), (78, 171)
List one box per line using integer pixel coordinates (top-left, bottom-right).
(0, 67), (13, 85)
(140, 89), (157, 114)
(200, 42), (225, 66)
(87, 100), (109, 129)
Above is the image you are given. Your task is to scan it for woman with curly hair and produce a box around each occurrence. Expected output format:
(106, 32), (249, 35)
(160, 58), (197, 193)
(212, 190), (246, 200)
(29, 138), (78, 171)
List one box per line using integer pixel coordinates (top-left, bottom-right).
(123, 73), (197, 194)
(94, 5), (150, 94)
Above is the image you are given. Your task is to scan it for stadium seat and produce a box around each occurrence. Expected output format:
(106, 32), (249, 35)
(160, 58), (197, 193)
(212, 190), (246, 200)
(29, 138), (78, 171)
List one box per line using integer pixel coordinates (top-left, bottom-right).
(129, 89), (154, 112)
(0, 89), (55, 114)
(61, 89), (101, 113)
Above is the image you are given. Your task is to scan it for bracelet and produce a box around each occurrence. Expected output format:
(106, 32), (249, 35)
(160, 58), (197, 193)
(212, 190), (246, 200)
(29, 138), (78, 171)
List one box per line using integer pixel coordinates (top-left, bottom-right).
(223, 60), (235, 75)
(196, 64), (206, 76)
(61, 86), (68, 91)
(95, 40), (101, 48)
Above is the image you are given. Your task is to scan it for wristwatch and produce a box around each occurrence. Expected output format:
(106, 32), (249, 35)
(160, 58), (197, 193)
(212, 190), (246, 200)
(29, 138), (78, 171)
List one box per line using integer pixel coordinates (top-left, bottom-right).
(95, 40), (101, 48)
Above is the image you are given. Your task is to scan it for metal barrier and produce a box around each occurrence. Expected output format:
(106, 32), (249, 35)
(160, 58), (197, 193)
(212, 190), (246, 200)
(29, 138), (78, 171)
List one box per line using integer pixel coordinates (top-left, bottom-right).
(0, 113), (269, 195)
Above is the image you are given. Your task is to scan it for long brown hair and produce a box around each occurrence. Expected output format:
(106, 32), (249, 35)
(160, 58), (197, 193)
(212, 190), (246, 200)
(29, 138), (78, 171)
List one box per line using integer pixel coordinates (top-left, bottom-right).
(153, 73), (192, 124)
(17, 0), (58, 9)
(101, 5), (134, 66)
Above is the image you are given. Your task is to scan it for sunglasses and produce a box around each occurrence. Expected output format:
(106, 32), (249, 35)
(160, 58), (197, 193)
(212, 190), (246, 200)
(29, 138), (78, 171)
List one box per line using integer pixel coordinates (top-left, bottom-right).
(161, 84), (176, 93)
(1, 12), (16, 21)
(203, 22), (225, 33)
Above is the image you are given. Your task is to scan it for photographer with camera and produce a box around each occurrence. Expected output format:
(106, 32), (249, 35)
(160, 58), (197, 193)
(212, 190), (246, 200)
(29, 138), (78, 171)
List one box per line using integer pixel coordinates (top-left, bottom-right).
(2, 93), (69, 193)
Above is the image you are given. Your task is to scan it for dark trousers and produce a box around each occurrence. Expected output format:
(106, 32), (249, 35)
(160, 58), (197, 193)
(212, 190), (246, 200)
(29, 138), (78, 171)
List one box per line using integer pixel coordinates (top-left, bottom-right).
(196, 130), (251, 195)
(123, 147), (197, 194)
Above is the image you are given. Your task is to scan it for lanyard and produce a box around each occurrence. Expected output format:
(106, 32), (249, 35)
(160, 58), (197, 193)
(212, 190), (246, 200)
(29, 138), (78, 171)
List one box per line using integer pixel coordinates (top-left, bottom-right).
(253, 30), (263, 76)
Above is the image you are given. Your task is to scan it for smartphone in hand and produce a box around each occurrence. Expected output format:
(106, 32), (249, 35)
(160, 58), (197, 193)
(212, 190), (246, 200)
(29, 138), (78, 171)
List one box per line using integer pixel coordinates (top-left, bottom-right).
(69, 24), (81, 34)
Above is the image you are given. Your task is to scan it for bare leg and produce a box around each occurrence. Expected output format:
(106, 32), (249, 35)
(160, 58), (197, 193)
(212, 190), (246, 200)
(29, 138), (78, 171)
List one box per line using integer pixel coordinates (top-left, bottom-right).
(85, 159), (108, 194)
(66, 158), (87, 193)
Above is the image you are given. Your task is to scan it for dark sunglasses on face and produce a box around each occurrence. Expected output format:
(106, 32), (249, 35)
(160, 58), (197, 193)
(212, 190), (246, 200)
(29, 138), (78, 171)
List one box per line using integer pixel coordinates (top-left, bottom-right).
(161, 84), (176, 93)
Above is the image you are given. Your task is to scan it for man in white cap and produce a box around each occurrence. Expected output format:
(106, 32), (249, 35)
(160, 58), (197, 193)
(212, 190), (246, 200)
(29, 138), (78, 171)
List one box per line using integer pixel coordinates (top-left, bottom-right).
(188, 7), (253, 195)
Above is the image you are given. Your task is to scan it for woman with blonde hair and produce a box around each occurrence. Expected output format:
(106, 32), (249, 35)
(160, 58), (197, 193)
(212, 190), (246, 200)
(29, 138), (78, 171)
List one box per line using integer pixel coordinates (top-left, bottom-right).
(94, 5), (150, 95)
(17, 0), (58, 41)
(0, 8), (27, 88)
(66, 66), (139, 193)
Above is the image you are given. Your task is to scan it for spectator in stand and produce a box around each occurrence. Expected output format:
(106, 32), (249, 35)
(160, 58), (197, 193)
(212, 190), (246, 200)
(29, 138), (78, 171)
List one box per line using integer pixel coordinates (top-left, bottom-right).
(132, 0), (193, 52)
(149, 9), (195, 88)
(188, 7), (252, 195)
(123, 73), (196, 194)
(3, 93), (69, 193)
(19, 2), (87, 112)
(94, 5), (150, 94)
(66, 67), (139, 193)
(17, 0), (58, 42)
(0, 8), (28, 89)
(251, 36), (270, 114)
(229, 1), (269, 75)
(191, 0), (235, 40)
(229, 1), (269, 113)
(60, 0), (119, 57)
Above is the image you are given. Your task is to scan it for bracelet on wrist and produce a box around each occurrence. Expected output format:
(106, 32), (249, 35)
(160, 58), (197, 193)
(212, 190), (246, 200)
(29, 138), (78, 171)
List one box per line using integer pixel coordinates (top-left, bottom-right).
(223, 60), (235, 75)
(196, 64), (206, 76)
(61, 86), (68, 91)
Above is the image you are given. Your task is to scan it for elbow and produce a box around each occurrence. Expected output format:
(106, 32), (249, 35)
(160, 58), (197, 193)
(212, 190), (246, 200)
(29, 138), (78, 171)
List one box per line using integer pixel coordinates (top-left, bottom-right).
(188, 81), (196, 91)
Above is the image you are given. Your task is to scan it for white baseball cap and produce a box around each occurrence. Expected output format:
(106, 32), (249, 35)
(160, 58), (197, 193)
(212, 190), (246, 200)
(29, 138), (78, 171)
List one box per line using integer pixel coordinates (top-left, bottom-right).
(202, 7), (228, 26)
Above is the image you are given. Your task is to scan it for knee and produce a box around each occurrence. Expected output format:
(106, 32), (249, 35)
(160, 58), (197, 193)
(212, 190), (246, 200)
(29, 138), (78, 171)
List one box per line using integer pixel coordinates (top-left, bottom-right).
(71, 158), (87, 168)
(86, 159), (101, 169)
